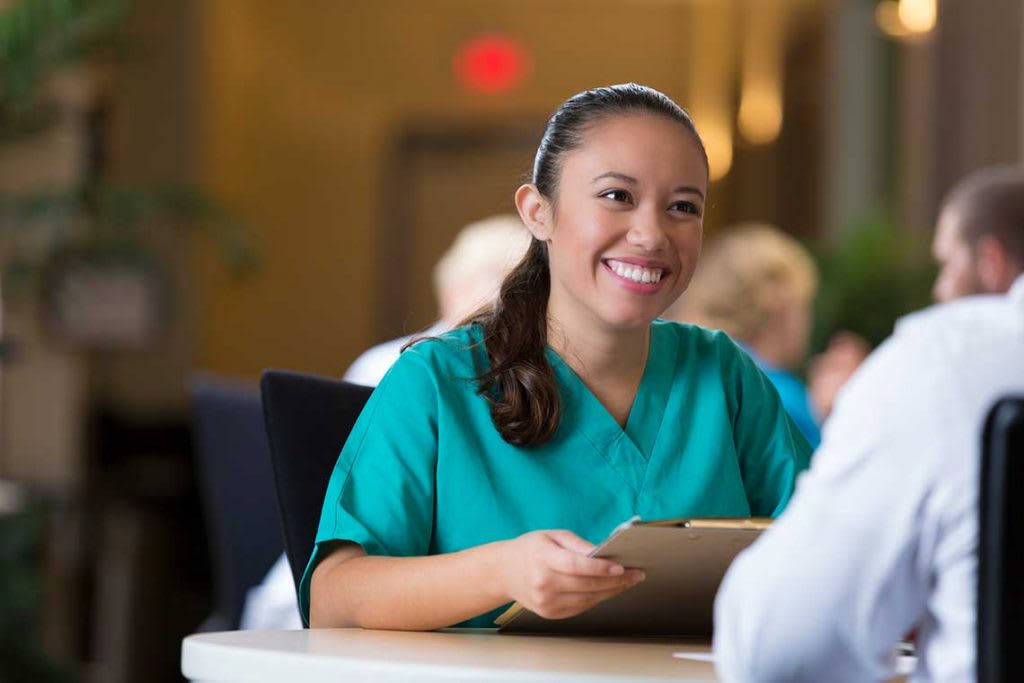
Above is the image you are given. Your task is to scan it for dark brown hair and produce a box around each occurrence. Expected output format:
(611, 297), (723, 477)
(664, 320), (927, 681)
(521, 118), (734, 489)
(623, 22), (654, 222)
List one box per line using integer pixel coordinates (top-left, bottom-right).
(466, 83), (708, 447)
(945, 165), (1024, 268)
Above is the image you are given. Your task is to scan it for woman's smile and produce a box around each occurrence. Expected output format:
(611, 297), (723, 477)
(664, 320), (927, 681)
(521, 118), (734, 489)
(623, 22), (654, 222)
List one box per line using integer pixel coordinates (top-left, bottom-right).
(602, 257), (671, 295)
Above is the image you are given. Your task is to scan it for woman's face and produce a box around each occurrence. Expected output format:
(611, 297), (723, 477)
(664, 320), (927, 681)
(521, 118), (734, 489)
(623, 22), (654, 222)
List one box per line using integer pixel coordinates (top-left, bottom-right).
(536, 114), (708, 334)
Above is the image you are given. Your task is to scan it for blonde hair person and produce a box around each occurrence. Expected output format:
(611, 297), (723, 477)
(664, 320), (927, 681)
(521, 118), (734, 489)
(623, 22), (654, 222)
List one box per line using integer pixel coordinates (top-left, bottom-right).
(432, 214), (533, 325)
(665, 223), (822, 447)
(343, 214), (529, 387)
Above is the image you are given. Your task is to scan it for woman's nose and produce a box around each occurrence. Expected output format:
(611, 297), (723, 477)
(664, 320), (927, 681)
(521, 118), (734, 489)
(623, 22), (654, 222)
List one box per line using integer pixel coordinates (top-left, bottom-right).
(626, 213), (670, 251)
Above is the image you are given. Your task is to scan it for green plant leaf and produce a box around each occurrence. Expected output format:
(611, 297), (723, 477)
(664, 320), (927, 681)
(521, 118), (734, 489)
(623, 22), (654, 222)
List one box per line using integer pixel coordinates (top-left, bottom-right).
(811, 211), (936, 352)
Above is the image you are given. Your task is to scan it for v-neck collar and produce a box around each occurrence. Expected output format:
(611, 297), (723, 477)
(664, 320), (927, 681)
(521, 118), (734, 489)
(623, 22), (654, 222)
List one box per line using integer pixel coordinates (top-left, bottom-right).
(625, 322), (676, 457)
(545, 322), (677, 491)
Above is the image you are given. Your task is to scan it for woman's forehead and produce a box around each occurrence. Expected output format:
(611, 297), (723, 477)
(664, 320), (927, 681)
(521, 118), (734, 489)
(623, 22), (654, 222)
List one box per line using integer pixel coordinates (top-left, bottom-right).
(563, 115), (708, 186)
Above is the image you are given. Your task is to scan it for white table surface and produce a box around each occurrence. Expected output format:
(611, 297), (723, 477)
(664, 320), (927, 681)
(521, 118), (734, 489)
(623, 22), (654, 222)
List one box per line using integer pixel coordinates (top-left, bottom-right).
(181, 628), (720, 683)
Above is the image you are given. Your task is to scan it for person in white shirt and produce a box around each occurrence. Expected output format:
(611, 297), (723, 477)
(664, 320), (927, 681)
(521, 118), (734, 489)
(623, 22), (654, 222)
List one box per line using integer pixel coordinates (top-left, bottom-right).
(342, 214), (531, 386)
(713, 165), (1024, 683)
(239, 214), (529, 630)
(931, 165), (1024, 303)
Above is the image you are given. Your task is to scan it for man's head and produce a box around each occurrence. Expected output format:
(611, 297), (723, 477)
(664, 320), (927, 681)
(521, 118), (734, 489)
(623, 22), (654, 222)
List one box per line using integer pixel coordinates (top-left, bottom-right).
(932, 165), (1024, 302)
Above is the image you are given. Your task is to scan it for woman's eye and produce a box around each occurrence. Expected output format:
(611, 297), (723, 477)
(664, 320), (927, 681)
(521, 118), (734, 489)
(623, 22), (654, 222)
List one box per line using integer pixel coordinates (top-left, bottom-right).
(599, 189), (632, 203)
(671, 201), (701, 216)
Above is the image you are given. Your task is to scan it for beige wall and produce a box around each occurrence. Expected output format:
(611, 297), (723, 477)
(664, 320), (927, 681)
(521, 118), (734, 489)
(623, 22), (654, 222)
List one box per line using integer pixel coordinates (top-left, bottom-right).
(5, 0), (827, 415)
(897, 0), (1024, 234)
(0, 67), (93, 486)
(98, 0), (202, 415)
(193, 0), (710, 379)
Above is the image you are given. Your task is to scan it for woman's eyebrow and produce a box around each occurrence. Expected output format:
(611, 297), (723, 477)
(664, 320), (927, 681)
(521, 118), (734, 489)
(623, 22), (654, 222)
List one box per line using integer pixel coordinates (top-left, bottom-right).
(591, 171), (637, 185)
(673, 185), (706, 200)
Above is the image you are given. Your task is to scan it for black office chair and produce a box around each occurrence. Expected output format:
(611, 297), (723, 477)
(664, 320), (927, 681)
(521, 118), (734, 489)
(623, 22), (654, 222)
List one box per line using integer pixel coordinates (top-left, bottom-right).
(190, 375), (284, 632)
(978, 395), (1024, 683)
(260, 370), (374, 624)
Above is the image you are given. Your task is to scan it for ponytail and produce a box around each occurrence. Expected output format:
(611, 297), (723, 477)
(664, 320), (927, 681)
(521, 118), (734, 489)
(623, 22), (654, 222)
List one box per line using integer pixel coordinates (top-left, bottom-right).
(467, 240), (561, 446)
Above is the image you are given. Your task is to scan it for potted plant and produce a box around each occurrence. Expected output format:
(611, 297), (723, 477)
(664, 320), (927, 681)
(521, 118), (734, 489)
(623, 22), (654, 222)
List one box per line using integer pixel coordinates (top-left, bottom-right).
(0, 0), (253, 349)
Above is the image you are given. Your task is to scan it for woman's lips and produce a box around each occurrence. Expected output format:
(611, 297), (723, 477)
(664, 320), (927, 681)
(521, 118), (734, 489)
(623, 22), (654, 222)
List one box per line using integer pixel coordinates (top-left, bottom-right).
(603, 258), (671, 293)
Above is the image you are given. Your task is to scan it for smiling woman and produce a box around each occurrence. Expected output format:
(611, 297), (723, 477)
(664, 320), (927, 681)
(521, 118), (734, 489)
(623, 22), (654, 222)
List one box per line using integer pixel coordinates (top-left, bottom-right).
(478, 86), (710, 444)
(304, 84), (811, 633)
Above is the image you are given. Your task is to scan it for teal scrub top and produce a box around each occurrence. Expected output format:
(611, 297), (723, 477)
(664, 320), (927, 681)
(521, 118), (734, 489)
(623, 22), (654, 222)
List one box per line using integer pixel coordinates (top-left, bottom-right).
(300, 320), (811, 627)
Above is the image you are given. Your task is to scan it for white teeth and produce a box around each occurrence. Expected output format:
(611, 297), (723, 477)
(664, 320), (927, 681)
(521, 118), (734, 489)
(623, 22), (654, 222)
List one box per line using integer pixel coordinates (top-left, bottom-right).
(608, 260), (663, 284)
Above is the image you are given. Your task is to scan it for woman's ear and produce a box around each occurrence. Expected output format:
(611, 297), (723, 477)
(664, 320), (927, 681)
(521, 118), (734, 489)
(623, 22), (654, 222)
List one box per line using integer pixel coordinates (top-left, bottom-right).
(515, 184), (553, 241)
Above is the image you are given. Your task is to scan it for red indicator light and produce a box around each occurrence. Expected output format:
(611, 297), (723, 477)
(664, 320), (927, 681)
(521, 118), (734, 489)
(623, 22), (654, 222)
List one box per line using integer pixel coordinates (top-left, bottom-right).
(453, 35), (530, 94)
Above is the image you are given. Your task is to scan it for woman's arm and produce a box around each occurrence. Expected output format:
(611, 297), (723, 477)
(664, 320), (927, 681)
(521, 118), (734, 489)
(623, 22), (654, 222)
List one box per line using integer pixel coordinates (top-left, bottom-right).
(309, 530), (645, 630)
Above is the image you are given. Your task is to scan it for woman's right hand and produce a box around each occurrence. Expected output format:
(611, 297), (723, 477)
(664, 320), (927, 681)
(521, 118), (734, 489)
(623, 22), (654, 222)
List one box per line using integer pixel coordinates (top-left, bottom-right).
(496, 529), (645, 620)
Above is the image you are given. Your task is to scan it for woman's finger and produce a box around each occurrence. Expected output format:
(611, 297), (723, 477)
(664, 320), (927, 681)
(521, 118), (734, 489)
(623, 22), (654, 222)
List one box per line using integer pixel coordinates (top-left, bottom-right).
(545, 529), (597, 555)
(545, 543), (625, 577)
(551, 569), (646, 594)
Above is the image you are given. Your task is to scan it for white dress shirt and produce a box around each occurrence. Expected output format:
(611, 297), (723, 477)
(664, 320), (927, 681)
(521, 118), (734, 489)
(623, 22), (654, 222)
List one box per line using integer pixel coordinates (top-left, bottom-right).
(342, 322), (449, 387)
(239, 554), (302, 630)
(714, 275), (1024, 683)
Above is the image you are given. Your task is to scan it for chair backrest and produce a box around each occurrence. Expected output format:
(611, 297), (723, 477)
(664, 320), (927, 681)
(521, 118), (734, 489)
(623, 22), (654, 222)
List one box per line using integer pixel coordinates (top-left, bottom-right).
(190, 375), (284, 632)
(978, 395), (1024, 683)
(259, 370), (374, 609)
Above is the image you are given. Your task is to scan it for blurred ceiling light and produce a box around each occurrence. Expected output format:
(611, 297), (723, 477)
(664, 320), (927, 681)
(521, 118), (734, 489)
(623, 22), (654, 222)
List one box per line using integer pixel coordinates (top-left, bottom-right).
(738, 0), (785, 145)
(453, 34), (531, 94)
(898, 0), (936, 33)
(739, 86), (783, 145)
(689, 0), (737, 181)
(876, 0), (935, 39)
(702, 117), (734, 181)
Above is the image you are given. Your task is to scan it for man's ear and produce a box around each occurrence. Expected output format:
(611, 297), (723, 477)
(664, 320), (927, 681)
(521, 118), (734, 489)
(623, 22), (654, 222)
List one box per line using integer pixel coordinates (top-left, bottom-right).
(515, 184), (553, 241)
(976, 235), (1016, 293)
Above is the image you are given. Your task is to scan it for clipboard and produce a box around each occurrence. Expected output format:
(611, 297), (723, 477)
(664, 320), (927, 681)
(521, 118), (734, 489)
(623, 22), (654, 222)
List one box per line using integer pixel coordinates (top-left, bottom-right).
(495, 517), (769, 636)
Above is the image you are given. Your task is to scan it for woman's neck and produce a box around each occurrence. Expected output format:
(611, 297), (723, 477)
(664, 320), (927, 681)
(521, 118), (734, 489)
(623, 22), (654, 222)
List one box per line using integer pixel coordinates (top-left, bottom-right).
(547, 310), (650, 428)
(547, 309), (651, 384)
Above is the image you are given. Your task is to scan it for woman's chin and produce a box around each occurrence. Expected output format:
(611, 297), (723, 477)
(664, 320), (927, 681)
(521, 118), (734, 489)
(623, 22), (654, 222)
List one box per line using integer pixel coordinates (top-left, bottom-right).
(599, 308), (662, 331)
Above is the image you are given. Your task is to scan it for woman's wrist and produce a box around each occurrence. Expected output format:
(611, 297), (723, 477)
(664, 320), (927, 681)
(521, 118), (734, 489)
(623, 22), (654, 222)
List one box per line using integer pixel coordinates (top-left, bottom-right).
(476, 539), (512, 605)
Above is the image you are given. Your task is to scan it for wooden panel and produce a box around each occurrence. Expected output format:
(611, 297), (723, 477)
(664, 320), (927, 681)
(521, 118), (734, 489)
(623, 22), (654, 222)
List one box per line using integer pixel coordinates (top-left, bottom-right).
(193, 0), (824, 377)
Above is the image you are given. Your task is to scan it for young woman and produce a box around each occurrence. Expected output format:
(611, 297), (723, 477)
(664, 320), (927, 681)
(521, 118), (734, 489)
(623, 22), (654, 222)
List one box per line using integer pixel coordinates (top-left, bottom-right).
(305, 84), (811, 630)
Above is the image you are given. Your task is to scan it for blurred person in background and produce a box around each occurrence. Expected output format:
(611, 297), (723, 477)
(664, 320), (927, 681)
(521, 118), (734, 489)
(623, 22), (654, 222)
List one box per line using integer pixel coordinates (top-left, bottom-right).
(239, 214), (529, 630)
(804, 330), (870, 428)
(343, 214), (532, 386)
(713, 165), (1024, 682)
(932, 165), (1024, 303)
(664, 223), (824, 448)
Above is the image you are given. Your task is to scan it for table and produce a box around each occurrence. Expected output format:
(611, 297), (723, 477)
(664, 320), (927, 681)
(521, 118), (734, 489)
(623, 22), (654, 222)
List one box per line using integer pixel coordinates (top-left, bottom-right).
(181, 628), (720, 682)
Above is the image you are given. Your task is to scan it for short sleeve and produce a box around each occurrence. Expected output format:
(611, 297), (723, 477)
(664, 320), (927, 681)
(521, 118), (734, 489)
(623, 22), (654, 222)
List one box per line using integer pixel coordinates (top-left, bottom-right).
(719, 336), (812, 517)
(298, 347), (440, 624)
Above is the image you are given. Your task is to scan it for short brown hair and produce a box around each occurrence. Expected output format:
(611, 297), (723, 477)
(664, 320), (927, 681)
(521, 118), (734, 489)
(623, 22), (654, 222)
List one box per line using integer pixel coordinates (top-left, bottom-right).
(944, 165), (1024, 267)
